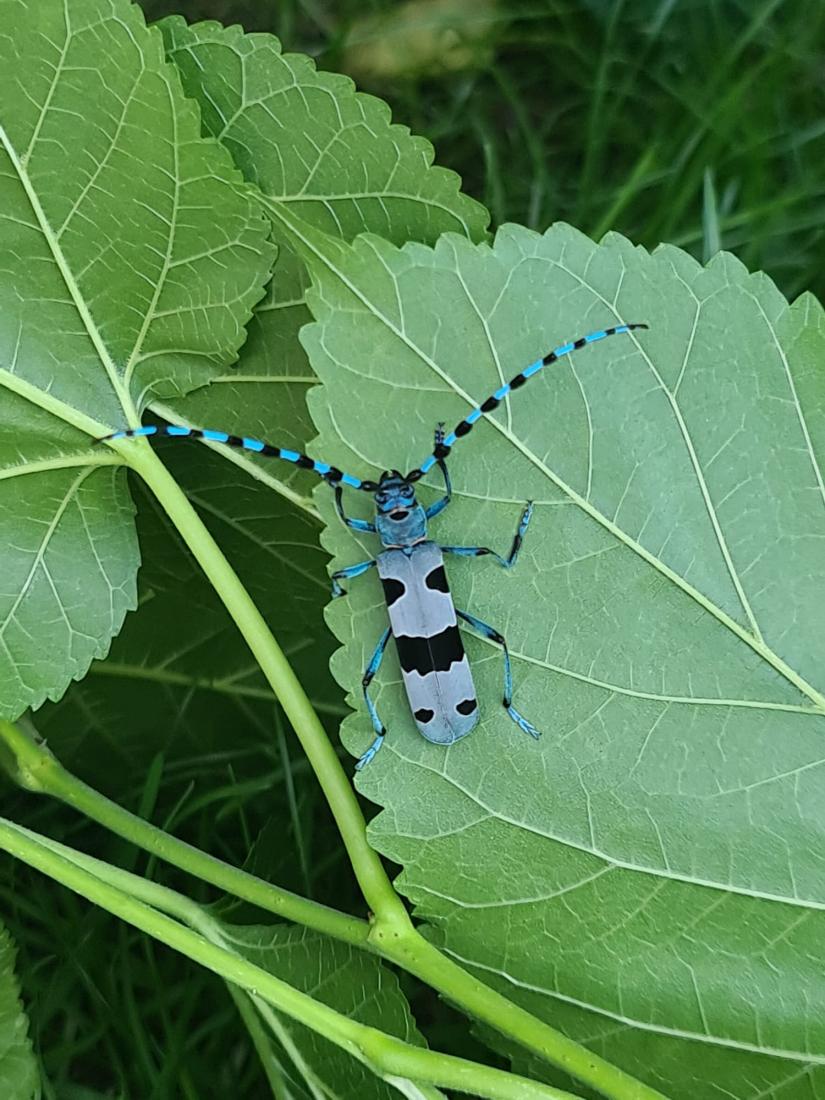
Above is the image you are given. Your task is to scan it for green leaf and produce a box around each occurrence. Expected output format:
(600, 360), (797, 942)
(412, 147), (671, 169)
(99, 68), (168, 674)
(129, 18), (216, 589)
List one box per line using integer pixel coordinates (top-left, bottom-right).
(159, 15), (488, 493)
(0, 0), (274, 718)
(297, 220), (825, 1096)
(0, 924), (38, 1100)
(159, 16), (487, 243)
(226, 924), (434, 1100)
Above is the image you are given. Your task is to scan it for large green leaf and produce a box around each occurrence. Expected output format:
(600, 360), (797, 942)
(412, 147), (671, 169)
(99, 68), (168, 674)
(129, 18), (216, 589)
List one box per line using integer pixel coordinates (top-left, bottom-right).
(296, 221), (825, 1096)
(0, 0), (274, 718)
(226, 924), (434, 1100)
(159, 15), (488, 497)
(0, 924), (37, 1100)
(159, 16), (487, 243)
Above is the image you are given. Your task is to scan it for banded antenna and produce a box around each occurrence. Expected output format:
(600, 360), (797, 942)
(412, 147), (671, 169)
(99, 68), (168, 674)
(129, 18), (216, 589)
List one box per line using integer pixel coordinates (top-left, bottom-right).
(96, 424), (380, 492)
(406, 322), (647, 481)
(98, 323), (646, 493)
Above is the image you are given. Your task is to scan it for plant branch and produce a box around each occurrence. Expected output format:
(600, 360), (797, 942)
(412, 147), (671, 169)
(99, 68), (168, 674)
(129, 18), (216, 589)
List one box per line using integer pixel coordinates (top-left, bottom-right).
(0, 719), (367, 948)
(3, 719), (665, 1098)
(17, 822), (355, 1099)
(0, 817), (580, 1100)
(112, 437), (408, 927)
(2, 716), (666, 1097)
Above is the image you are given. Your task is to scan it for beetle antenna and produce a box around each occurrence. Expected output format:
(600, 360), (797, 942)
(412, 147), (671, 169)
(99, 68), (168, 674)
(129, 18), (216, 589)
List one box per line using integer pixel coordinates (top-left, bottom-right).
(96, 425), (379, 492)
(407, 322), (648, 479)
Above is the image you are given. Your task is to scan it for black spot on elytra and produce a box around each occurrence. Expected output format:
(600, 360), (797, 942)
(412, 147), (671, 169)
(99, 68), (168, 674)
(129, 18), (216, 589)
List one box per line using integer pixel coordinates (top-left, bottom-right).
(396, 625), (464, 675)
(381, 576), (406, 607)
(425, 565), (449, 593)
(456, 698), (478, 716)
(414, 708), (435, 724)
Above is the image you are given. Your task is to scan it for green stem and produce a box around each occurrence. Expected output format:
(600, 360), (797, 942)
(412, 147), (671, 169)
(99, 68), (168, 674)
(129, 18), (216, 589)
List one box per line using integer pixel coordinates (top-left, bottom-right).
(0, 719), (367, 948)
(116, 437), (408, 929)
(0, 818), (578, 1100)
(24, 825), (338, 1099)
(229, 990), (297, 1098)
(2, 720), (664, 1099)
(7, 819), (206, 927)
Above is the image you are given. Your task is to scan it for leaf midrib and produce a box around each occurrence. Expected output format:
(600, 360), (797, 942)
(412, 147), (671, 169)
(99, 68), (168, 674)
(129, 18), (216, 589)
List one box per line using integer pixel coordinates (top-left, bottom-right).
(442, 944), (825, 1065)
(0, 122), (134, 418)
(468, 630), (818, 715)
(0, 368), (111, 438)
(0, 466), (95, 659)
(391, 743), (825, 909)
(149, 400), (322, 520)
(0, 453), (122, 482)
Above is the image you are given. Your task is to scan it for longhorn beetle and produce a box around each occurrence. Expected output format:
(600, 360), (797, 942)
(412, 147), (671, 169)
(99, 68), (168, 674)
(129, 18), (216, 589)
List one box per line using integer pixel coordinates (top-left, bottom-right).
(100, 323), (646, 769)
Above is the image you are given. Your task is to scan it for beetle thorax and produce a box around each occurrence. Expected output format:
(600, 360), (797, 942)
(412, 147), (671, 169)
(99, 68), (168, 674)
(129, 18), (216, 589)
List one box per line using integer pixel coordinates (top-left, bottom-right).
(374, 471), (428, 548)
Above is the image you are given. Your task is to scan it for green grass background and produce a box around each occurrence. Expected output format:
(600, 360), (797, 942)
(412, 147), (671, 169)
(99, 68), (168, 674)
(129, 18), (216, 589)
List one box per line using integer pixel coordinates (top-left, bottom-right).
(140, 0), (825, 304)
(6, 2), (825, 1096)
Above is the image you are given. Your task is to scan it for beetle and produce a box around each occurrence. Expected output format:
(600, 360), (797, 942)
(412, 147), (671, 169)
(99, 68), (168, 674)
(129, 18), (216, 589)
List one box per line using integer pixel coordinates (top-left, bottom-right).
(99, 322), (646, 767)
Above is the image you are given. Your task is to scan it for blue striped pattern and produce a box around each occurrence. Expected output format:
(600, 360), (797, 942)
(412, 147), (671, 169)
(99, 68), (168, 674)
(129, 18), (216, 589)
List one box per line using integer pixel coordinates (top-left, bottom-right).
(100, 323), (646, 497)
(413, 322), (645, 476)
(99, 424), (369, 490)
